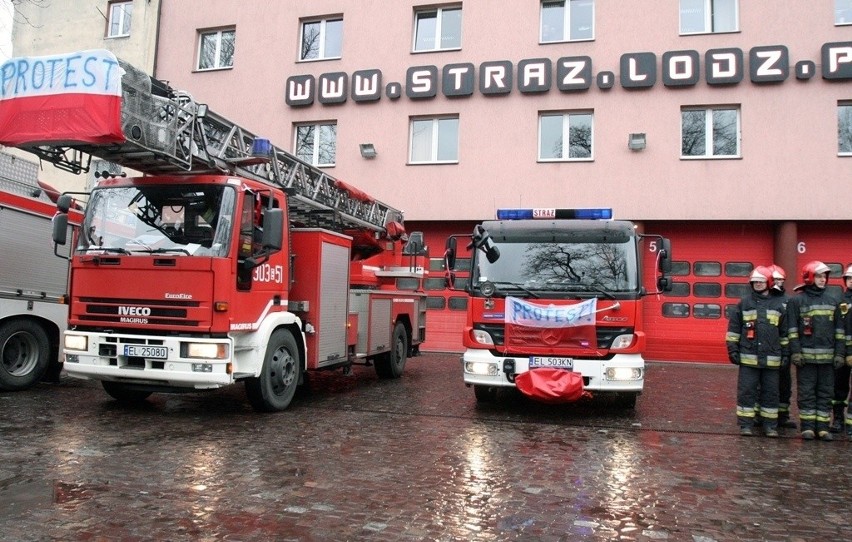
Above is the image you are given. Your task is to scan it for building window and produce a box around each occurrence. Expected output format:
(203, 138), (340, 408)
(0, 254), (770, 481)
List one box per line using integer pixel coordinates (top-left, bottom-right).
(679, 0), (738, 34)
(725, 262), (753, 277)
(694, 304), (722, 319)
(839, 102), (852, 155)
(107, 1), (133, 38)
(198, 28), (235, 70)
(413, 6), (462, 52)
(666, 282), (690, 297)
(426, 296), (446, 310)
(448, 296), (469, 310)
(539, 112), (593, 161)
(295, 123), (337, 167)
(540, 0), (594, 43)
(838, 0), (852, 24)
(662, 302), (690, 318)
(300, 17), (343, 61)
(670, 261), (690, 276)
(410, 117), (459, 164)
(725, 283), (749, 299)
(694, 282), (722, 298)
(681, 107), (740, 158)
(694, 261), (721, 276)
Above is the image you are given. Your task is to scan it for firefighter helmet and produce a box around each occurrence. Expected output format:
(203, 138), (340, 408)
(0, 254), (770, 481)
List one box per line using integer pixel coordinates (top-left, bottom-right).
(750, 266), (773, 288)
(843, 264), (852, 279)
(801, 261), (831, 285)
(770, 265), (786, 282)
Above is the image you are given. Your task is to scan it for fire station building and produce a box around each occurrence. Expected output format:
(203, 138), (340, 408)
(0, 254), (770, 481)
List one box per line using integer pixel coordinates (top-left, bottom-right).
(12, 1), (852, 363)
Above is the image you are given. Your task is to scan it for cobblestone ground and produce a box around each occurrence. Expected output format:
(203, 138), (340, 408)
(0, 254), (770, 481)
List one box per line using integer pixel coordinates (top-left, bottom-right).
(1, 355), (850, 541)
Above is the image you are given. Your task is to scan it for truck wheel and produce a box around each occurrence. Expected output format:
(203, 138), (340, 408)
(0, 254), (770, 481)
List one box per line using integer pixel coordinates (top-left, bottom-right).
(0, 320), (50, 391)
(375, 322), (407, 379)
(613, 392), (638, 409)
(102, 381), (153, 402)
(246, 329), (301, 412)
(473, 385), (498, 403)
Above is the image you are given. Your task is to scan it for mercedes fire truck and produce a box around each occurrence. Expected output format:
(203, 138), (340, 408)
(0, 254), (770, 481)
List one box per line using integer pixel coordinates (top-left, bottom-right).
(444, 208), (672, 407)
(0, 49), (427, 411)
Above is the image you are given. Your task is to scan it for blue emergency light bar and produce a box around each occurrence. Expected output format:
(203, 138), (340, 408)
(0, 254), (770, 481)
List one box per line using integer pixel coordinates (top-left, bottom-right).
(496, 208), (613, 220)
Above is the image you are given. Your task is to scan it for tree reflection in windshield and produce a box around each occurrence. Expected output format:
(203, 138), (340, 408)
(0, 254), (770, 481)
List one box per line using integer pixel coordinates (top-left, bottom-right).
(478, 241), (637, 292)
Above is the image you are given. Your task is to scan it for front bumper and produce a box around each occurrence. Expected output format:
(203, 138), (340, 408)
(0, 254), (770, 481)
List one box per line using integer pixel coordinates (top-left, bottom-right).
(461, 348), (644, 393)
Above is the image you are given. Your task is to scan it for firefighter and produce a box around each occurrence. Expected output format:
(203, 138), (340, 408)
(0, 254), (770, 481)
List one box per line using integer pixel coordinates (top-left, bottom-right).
(726, 266), (788, 437)
(769, 264), (796, 429)
(836, 265), (852, 436)
(787, 261), (846, 441)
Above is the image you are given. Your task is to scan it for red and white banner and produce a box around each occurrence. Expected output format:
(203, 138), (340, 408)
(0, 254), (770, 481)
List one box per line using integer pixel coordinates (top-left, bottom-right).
(504, 296), (598, 350)
(0, 49), (126, 146)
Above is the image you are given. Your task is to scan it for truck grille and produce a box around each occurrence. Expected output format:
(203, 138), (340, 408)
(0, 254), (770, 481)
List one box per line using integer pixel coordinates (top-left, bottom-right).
(77, 296), (201, 327)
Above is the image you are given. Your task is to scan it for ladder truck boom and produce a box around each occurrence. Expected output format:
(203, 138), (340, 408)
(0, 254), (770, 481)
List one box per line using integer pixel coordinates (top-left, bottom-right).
(3, 52), (401, 234)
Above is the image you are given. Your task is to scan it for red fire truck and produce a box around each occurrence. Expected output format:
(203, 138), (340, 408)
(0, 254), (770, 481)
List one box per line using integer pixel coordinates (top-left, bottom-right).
(0, 177), (80, 390)
(0, 50), (427, 411)
(444, 208), (672, 408)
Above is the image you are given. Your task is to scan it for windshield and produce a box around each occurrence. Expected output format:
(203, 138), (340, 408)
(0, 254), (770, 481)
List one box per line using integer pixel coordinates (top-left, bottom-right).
(79, 184), (235, 257)
(475, 239), (639, 295)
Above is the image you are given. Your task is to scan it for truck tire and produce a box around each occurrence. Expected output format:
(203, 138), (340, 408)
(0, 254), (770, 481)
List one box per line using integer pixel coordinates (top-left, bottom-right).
(0, 320), (51, 391)
(473, 385), (498, 403)
(613, 392), (638, 409)
(374, 322), (407, 379)
(102, 381), (153, 402)
(245, 328), (301, 412)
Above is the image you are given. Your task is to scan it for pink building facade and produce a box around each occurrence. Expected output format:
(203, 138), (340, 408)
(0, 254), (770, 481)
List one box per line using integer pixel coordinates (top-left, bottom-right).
(150, 0), (851, 360)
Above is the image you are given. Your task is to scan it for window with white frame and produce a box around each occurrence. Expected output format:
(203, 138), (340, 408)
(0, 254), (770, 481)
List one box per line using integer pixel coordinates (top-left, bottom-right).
(837, 0), (852, 24)
(680, 0), (738, 34)
(681, 107), (740, 158)
(540, 0), (594, 43)
(839, 102), (852, 155)
(197, 28), (236, 71)
(413, 6), (462, 52)
(538, 112), (593, 161)
(300, 17), (343, 61)
(409, 117), (459, 163)
(107, 1), (133, 38)
(295, 122), (337, 166)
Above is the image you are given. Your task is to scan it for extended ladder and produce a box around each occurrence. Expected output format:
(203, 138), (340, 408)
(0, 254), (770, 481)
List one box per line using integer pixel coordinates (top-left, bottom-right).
(17, 59), (401, 234)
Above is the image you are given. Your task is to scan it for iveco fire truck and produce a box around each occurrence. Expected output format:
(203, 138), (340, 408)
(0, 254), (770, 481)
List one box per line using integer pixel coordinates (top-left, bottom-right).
(0, 175), (79, 390)
(444, 208), (672, 407)
(0, 49), (427, 411)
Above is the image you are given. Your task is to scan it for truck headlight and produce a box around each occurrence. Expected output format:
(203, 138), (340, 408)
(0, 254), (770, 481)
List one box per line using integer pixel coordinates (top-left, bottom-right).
(606, 367), (643, 381)
(65, 334), (88, 351)
(465, 361), (499, 376)
(610, 334), (635, 350)
(471, 329), (494, 345)
(183, 342), (229, 359)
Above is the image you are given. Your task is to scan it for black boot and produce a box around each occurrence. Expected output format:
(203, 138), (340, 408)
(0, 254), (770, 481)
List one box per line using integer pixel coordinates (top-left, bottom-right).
(778, 412), (797, 429)
(830, 405), (845, 433)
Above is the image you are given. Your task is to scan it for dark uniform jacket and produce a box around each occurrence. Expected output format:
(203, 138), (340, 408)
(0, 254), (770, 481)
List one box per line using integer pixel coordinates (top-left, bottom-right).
(787, 285), (845, 364)
(726, 290), (788, 368)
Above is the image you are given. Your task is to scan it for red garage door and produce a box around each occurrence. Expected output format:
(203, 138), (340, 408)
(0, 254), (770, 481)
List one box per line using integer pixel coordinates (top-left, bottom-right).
(642, 222), (774, 363)
(794, 223), (852, 297)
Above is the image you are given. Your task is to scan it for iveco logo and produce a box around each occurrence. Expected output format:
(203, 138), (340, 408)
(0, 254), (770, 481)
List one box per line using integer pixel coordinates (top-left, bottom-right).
(602, 316), (629, 322)
(118, 306), (152, 316)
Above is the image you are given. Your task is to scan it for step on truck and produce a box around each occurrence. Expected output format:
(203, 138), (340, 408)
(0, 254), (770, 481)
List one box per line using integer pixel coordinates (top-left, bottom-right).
(444, 208), (672, 408)
(0, 49), (428, 411)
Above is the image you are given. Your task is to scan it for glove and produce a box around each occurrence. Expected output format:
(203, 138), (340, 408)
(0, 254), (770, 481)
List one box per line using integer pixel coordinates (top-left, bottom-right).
(791, 353), (804, 367)
(728, 352), (740, 365)
(846, 356), (852, 368)
(835, 355), (846, 369)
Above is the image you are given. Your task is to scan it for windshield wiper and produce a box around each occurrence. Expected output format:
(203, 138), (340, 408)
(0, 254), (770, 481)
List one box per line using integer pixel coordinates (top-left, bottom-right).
(131, 247), (191, 256)
(539, 279), (617, 300)
(81, 246), (130, 255)
(487, 281), (540, 299)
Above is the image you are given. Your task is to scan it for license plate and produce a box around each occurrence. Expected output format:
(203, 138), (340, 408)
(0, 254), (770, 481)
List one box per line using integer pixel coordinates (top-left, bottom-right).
(124, 345), (168, 359)
(529, 356), (573, 369)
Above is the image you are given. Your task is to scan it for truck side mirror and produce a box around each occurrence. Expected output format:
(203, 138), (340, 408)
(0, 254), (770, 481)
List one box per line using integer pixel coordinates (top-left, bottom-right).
(52, 213), (68, 246)
(261, 208), (283, 251)
(657, 276), (673, 292)
(444, 237), (457, 289)
(658, 238), (672, 273)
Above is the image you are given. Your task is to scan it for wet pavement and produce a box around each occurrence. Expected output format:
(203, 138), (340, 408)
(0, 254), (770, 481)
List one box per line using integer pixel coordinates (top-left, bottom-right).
(1, 354), (850, 541)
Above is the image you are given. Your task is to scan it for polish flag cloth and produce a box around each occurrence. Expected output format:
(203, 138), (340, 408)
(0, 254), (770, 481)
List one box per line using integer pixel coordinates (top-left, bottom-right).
(515, 368), (591, 404)
(504, 296), (598, 352)
(0, 49), (126, 146)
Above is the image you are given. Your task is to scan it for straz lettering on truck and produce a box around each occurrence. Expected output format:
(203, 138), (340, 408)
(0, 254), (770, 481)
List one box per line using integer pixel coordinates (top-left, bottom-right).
(252, 263), (284, 283)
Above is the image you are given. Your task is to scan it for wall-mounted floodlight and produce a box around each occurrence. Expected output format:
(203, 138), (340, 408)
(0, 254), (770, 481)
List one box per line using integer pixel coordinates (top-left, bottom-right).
(359, 143), (377, 159)
(628, 133), (646, 151)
